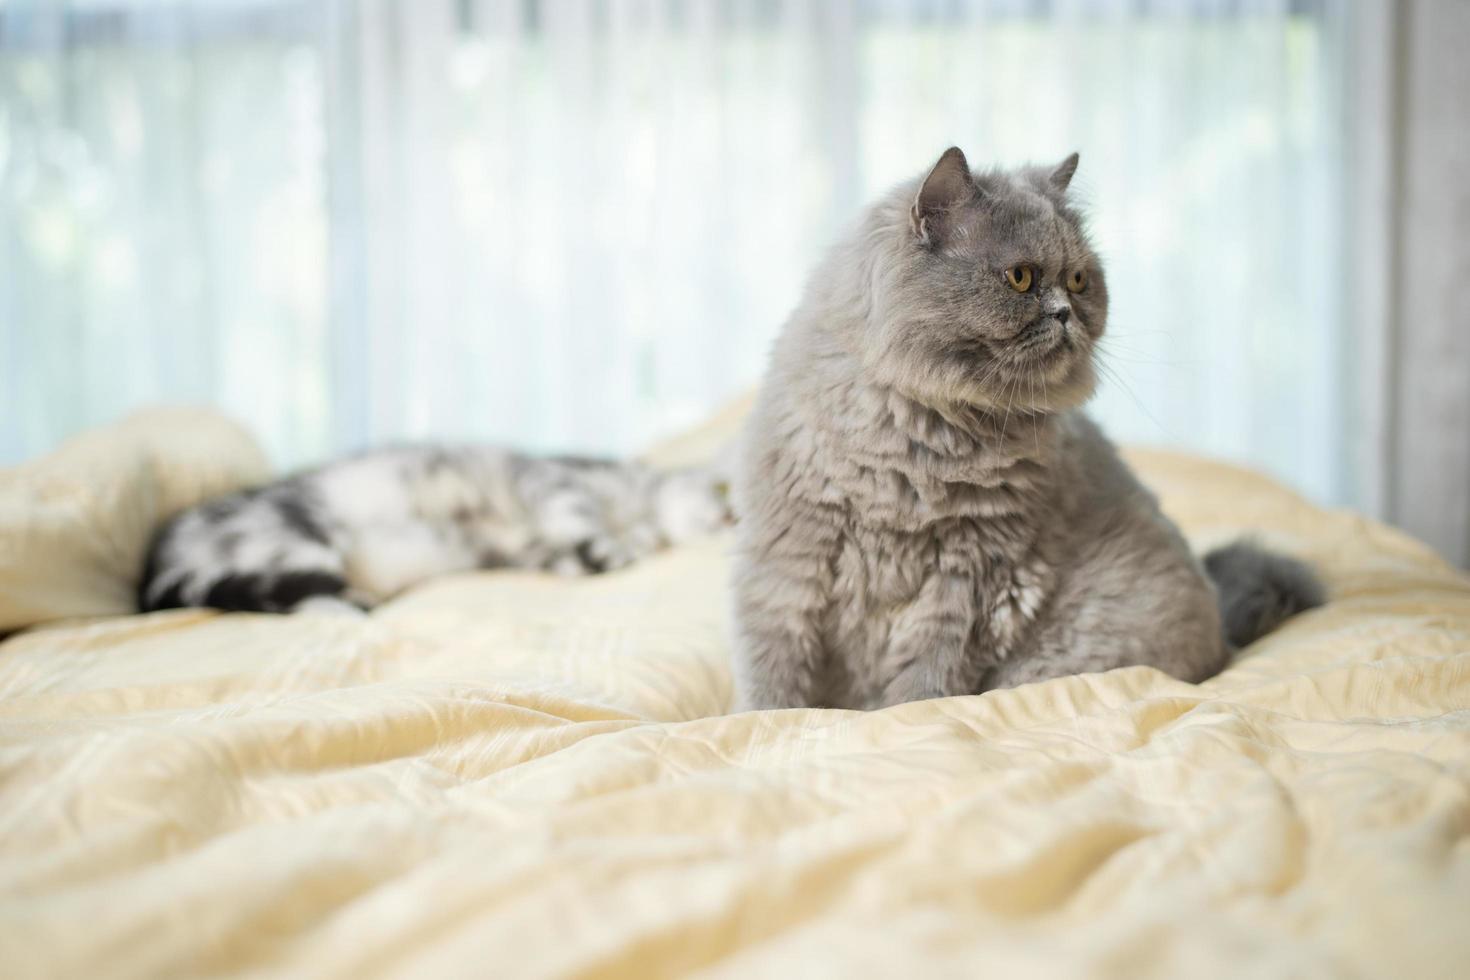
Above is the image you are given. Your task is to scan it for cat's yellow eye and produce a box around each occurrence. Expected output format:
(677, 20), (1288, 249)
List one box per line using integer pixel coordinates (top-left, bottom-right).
(1066, 268), (1088, 293)
(1003, 265), (1034, 293)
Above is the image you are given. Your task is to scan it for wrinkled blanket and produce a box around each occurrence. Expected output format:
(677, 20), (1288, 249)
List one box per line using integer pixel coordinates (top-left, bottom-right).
(1, 409), (1467, 978)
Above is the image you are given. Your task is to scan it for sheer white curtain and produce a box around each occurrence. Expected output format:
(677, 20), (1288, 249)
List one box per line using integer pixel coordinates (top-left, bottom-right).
(2, 0), (1355, 505)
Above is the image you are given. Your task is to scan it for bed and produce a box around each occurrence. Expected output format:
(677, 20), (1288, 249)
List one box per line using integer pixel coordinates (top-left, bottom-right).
(2, 405), (1468, 979)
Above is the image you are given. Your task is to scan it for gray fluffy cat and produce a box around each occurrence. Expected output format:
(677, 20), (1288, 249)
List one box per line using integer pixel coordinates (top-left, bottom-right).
(140, 447), (732, 614)
(731, 146), (1323, 711)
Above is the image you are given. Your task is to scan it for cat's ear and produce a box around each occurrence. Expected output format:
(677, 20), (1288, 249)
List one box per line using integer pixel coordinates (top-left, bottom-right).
(1048, 152), (1080, 193)
(911, 146), (975, 243)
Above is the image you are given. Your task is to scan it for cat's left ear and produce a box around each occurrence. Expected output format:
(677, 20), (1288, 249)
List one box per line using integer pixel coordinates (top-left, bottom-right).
(911, 146), (976, 244)
(1047, 152), (1080, 193)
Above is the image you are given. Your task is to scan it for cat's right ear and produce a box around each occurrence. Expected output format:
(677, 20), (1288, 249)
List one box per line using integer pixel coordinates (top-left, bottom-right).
(911, 146), (975, 245)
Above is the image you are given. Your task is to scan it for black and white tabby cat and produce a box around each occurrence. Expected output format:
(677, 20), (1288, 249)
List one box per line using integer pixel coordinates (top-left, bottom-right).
(138, 446), (733, 614)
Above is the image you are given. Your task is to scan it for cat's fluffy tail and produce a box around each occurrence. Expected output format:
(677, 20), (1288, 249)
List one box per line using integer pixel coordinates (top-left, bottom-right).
(1203, 540), (1325, 648)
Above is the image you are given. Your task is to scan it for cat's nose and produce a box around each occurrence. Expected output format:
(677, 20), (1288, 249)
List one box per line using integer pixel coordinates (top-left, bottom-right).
(1053, 308), (1071, 325)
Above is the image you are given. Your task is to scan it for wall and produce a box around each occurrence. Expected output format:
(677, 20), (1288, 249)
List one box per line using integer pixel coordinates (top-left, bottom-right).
(1386, 1), (1470, 567)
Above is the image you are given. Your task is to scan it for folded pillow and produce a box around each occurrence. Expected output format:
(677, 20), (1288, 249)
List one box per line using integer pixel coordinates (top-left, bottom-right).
(0, 408), (269, 632)
(641, 391), (752, 471)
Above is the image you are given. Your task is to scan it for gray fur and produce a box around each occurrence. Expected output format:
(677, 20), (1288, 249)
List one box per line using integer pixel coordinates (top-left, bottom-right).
(139, 446), (731, 614)
(731, 146), (1324, 711)
(1202, 541), (1325, 648)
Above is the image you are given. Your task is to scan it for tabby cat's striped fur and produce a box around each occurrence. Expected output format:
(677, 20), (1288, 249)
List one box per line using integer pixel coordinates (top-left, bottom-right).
(139, 446), (732, 614)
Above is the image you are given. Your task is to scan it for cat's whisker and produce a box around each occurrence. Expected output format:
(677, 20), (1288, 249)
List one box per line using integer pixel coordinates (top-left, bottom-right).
(1028, 367), (1042, 458)
(1094, 357), (1182, 442)
(1000, 370), (1021, 441)
(972, 357), (1008, 403)
(1096, 341), (1193, 368)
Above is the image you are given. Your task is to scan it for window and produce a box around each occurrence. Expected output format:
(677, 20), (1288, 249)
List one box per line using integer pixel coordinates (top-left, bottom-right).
(1, 0), (1355, 506)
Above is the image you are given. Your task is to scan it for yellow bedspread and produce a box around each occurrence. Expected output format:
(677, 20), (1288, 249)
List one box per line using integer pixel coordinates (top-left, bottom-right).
(2, 410), (1468, 979)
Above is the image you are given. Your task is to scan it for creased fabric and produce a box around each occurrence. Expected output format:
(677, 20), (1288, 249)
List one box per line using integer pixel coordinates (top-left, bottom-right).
(1, 412), (1467, 979)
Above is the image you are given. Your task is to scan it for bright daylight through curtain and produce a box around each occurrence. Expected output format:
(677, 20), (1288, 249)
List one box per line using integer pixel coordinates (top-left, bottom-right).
(1, 0), (1351, 503)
